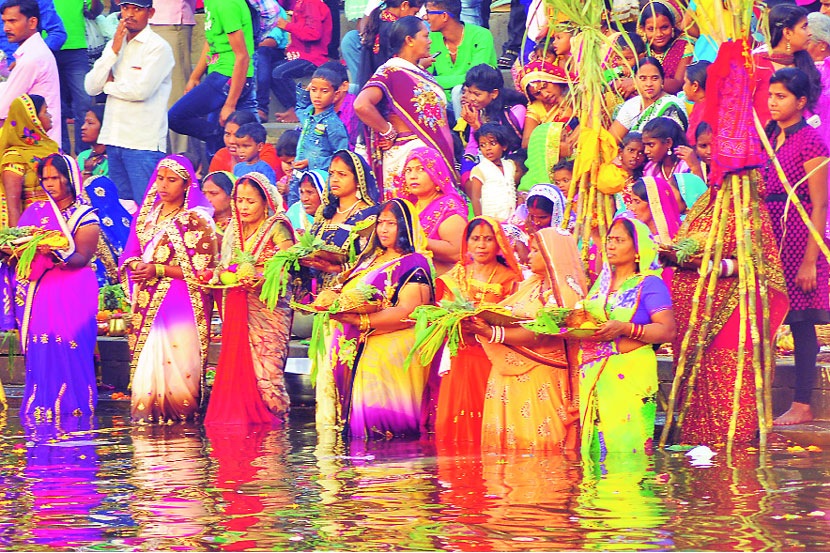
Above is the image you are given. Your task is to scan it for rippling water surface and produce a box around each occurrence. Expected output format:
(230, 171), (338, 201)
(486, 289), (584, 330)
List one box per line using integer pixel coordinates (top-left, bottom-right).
(0, 401), (828, 551)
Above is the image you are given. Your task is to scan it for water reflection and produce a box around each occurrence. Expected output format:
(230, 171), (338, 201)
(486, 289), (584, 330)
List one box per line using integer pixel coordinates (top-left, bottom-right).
(0, 404), (828, 550)
(19, 416), (103, 549)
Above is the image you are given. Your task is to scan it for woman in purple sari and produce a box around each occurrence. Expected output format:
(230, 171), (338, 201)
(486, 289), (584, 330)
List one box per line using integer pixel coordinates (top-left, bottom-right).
(326, 198), (434, 439)
(403, 147), (468, 276)
(355, 16), (457, 200)
(8, 154), (100, 422)
(120, 155), (219, 424)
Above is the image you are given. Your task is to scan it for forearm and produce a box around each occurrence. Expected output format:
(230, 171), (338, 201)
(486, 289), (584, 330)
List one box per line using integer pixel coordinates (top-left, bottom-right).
(189, 42), (210, 82)
(364, 305), (415, 333)
(626, 320), (675, 344)
(354, 100), (389, 133)
(804, 205), (826, 263)
(427, 238), (461, 264)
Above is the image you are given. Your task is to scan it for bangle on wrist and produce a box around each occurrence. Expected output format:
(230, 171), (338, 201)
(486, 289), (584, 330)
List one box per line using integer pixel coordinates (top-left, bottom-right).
(359, 313), (370, 333)
(379, 122), (397, 140)
(155, 264), (165, 278)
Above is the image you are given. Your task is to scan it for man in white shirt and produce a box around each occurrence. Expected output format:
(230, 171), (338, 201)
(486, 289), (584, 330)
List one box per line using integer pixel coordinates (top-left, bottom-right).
(0, 0), (61, 144)
(85, 0), (174, 202)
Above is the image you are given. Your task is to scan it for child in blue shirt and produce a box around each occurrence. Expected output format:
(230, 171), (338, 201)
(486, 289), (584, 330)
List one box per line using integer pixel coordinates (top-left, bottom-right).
(288, 64), (350, 205)
(233, 122), (278, 185)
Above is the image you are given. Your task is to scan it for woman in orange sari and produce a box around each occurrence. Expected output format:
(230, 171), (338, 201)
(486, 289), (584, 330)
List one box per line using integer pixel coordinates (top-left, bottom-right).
(463, 226), (586, 451)
(434, 216), (523, 443)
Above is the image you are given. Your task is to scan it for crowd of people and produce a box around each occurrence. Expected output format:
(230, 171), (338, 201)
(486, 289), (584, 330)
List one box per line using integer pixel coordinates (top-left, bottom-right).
(0, 0), (826, 462)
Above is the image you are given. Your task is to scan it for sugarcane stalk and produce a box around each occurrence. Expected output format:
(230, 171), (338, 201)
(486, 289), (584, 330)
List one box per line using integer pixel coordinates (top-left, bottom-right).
(660, 183), (728, 446)
(727, 174), (749, 453)
(675, 184), (733, 436)
(740, 174), (768, 450)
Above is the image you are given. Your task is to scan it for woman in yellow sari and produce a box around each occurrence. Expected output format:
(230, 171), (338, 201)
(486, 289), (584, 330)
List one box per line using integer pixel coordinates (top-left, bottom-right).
(0, 94), (60, 227)
(463, 226), (586, 451)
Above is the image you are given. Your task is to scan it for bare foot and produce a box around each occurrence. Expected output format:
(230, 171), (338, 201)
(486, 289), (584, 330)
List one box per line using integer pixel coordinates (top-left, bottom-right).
(773, 402), (814, 426)
(274, 108), (299, 123)
(257, 109), (268, 123)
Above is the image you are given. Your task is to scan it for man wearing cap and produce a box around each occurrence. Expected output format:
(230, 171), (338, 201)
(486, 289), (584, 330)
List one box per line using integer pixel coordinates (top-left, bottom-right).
(84, 0), (175, 203)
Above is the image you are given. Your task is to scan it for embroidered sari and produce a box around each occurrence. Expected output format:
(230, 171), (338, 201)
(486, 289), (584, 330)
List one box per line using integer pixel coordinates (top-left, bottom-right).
(206, 172), (295, 426)
(481, 226), (586, 451)
(15, 155), (99, 422)
(364, 57), (456, 199)
(0, 95), (60, 228)
(327, 199), (434, 438)
(120, 155), (219, 423)
(435, 216), (523, 443)
(671, 173), (789, 445)
(579, 216), (671, 458)
(309, 151), (380, 291)
(83, 175), (132, 286)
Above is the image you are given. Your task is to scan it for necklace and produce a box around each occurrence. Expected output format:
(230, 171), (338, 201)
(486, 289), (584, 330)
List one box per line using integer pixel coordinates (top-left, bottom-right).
(661, 158), (677, 181)
(465, 263), (499, 302)
(336, 199), (361, 215)
(243, 220), (264, 241)
(158, 204), (183, 222)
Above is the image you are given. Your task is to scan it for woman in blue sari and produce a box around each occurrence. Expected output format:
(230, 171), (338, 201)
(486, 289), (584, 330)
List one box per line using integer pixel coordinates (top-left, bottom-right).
(83, 175), (131, 286)
(9, 154), (101, 422)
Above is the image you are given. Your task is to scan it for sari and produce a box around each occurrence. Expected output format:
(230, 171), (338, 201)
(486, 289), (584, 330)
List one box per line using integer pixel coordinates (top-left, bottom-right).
(202, 170), (235, 240)
(672, 173), (789, 445)
(481, 226), (586, 451)
(617, 93), (689, 133)
(579, 216), (671, 458)
(328, 198), (434, 439)
(206, 172), (295, 426)
(520, 122), (568, 192)
(636, 176), (681, 246)
(309, 151), (380, 291)
(435, 216), (523, 443)
(364, 57), (456, 199)
(404, 146), (468, 239)
(520, 61), (576, 126)
(0, 95), (60, 228)
(120, 155), (219, 423)
(286, 169), (325, 238)
(674, 173), (708, 214)
(83, 175), (132, 286)
(15, 155), (99, 422)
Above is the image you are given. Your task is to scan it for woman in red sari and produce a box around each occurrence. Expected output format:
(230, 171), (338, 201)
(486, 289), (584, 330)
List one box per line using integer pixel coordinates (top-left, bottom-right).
(434, 216), (523, 443)
(206, 173), (295, 426)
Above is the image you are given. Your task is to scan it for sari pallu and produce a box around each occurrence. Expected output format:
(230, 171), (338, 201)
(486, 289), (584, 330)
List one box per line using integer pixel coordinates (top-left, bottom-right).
(206, 172), (295, 426)
(434, 216), (523, 443)
(83, 175), (132, 286)
(15, 155), (99, 421)
(364, 57), (456, 198)
(0, 95), (60, 228)
(671, 175), (789, 445)
(120, 155), (218, 423)
(328, 251), (434, 439)
(481, 227), (586, 452)
(579, 217), (670, 458)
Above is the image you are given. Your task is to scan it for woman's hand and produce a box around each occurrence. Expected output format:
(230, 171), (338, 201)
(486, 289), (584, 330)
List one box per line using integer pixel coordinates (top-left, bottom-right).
(376, 136), (394, 151)
(131, 262), (157, 281)
(460, 102), (481, 130)
(330, 312), (360, 327)
(460, 316), (490, 343)
(592, 320), (631, 341)
(299, 257), (341, 273)
(675, 145), (701, 172)
(293, 159), (310, 171)
(796, 258), (818, 293)
(239, 276), (262, 293)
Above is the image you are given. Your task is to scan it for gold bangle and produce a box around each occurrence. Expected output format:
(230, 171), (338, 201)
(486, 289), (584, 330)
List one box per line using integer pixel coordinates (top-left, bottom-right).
(155, 264), (165, 278)
(359, 313), (370, 333)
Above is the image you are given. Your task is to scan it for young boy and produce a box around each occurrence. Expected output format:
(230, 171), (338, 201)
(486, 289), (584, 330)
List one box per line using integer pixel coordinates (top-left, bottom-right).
(233, 122), (278, 184)
(552, 159), (574, 196)
(288, 64), (349, 204)
(275, 129), (300, 199)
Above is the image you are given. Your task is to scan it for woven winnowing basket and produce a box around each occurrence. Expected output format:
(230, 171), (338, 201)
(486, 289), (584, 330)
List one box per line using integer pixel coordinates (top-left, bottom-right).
(817, 325), (830, 346)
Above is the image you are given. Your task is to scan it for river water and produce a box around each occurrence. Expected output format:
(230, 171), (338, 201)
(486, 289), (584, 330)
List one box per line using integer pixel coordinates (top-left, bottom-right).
(0, 400), (828, 551)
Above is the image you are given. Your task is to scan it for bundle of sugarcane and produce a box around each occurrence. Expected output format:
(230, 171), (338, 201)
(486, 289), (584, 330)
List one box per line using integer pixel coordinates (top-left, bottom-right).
(544, 0), (620, 266)
(260, 231), (326, 309)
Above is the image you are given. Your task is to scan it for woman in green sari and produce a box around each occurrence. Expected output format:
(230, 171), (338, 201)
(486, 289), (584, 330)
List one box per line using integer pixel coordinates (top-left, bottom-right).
(577, 215), (676, 459)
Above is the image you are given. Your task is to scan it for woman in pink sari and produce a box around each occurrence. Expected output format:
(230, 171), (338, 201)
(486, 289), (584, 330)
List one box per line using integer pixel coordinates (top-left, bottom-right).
(8, 154), (100, 422)
(355, 16), (456, 199)
(624, 176), (680, 288)
(120, 155), (219, 423)
(403, 147), (468, 276)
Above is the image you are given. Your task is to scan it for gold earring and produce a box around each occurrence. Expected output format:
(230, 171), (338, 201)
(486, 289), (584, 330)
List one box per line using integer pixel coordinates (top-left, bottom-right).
(635, 253), (640, 263)
(786, 40), (792, 53)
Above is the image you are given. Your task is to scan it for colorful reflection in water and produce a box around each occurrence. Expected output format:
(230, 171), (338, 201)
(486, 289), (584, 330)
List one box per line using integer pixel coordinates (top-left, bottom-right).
(0, 403), (828, 551)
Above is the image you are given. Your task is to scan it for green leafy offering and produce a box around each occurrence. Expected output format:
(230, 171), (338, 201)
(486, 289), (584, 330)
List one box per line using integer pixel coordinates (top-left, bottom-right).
(260, 232), (325, 309)
(0, 226), (35, 246)
(99, 283), (129, 312)
(522, 308), (566, 335)
(673, 237), (701, 265)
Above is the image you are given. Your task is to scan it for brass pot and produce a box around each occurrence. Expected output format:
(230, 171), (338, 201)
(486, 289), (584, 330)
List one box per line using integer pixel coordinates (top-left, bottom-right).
(108, 316), (127, 337)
